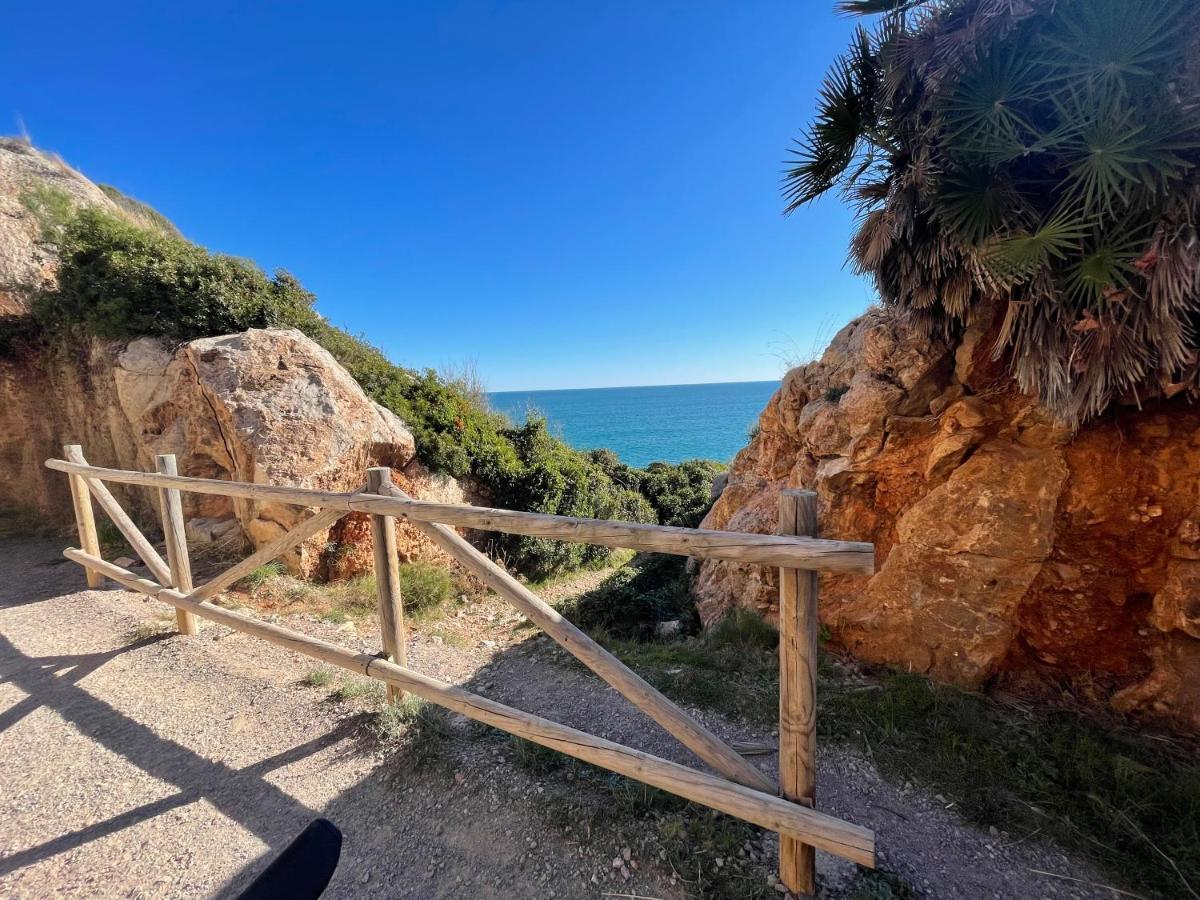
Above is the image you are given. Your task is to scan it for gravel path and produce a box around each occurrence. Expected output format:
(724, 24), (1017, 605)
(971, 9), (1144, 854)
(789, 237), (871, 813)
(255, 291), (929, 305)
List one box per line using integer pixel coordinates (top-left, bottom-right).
(0, 535), (1121, 898)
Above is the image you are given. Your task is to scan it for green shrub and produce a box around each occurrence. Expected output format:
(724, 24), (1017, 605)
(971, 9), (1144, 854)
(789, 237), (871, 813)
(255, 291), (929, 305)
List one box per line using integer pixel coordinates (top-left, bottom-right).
(33, 209), (317, 342)
(397, 562), (454, 615)
(564, 554), (698, 641)
(638, 459), (725, 528)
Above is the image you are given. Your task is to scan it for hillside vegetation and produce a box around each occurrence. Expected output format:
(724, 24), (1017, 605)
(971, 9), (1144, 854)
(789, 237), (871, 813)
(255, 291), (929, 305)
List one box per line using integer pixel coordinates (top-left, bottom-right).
(9, 197), (724, 579)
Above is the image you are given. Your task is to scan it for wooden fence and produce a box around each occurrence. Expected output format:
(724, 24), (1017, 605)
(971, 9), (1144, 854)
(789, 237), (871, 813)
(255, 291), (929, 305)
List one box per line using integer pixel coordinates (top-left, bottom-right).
(47, 444), (877, 895)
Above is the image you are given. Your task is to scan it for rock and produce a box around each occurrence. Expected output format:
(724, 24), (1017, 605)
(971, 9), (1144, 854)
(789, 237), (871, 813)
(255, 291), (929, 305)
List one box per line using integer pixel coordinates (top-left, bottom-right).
(694, 305), (1200, 731)
(184, 516), (242, 545)
(710, 471), (729, 501)
(654, 620), (683, 639)
(0, 327), (459, 580)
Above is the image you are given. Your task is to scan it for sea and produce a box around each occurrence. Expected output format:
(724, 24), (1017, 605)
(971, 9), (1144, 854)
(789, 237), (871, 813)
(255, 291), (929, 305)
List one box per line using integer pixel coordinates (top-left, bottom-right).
(487, 380), (779, 468)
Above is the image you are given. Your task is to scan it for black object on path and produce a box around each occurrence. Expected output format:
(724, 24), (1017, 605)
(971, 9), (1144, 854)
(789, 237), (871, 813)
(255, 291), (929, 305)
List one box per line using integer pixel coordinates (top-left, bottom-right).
(234, 818), (343, 900)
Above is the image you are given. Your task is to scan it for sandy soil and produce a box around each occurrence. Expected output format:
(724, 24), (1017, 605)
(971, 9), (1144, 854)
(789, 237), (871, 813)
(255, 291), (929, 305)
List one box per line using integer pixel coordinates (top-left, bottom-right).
(0, 535), (1121, 899)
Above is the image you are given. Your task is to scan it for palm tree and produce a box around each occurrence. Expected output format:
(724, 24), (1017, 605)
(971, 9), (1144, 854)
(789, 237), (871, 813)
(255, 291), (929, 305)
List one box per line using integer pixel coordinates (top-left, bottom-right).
(785, 0), (1200, 421)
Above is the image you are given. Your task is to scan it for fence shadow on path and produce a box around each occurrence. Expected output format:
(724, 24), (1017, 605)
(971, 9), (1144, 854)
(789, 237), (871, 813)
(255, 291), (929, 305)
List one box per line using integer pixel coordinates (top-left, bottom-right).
(0, 629), (357, 878)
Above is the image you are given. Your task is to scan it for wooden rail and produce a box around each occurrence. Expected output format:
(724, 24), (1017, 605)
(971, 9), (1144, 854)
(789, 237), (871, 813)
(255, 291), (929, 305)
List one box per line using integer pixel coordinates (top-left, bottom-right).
(45, 458), (875, 573)
(47, 448), (877, 894)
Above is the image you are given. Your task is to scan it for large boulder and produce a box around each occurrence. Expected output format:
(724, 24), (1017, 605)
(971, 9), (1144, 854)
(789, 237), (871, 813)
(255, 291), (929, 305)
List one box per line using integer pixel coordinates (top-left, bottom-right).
(0, 328), (452, 578)
(695, 307), (1200, 731)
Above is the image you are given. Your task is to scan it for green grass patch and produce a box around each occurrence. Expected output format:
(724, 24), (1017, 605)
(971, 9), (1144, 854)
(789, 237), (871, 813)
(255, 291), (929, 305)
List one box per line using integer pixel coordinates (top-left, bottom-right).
(239, 559), (286, 590)
(397, 562), (454, 621)
(304, 666), (335, 688)
(322, 575), (377, 620)
(371, 695), (458, 763)
(20, 183), (75, 237)
(333, 677), (384, 703)
(582, 608), (779, 723)
(818, 667), (1200, 900)
(95, 517), (134, 558)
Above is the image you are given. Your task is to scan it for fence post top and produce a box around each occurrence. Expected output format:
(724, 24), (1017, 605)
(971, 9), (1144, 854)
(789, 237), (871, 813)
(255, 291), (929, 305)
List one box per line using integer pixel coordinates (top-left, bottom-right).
(366, 466), (393, 491)
(780, 488), (817, 499)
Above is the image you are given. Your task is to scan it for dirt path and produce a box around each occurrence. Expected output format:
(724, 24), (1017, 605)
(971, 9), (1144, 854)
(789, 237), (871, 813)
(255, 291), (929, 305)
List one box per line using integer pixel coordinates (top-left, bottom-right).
(0, 536), (1120, 898)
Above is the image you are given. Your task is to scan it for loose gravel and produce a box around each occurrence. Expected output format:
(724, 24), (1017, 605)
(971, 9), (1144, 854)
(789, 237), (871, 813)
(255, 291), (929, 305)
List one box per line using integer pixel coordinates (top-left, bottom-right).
(0, 535), (1119, 898)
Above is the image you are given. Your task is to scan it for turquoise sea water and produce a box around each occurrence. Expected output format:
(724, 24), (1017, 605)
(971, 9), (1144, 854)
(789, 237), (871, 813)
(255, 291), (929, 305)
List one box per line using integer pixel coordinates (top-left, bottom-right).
(488, 380), (779, 468)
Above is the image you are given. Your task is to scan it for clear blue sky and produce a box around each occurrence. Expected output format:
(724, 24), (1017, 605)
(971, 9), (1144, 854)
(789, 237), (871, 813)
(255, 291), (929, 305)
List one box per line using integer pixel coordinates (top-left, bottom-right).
(2, 2), (875, 391)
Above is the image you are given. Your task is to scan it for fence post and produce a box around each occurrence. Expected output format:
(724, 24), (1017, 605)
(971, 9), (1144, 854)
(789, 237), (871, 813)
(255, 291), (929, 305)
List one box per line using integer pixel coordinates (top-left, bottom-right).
(367, 467), (406, 703)
(156, 454), (198, 636)
(64, 443), (104, 589)
(778, 488), (819, 896)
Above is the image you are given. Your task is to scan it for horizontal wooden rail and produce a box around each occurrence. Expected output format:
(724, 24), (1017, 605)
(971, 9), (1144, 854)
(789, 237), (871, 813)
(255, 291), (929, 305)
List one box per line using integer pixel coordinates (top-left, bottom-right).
(62, 548), (875, 867)
(44, 459), (875, 573)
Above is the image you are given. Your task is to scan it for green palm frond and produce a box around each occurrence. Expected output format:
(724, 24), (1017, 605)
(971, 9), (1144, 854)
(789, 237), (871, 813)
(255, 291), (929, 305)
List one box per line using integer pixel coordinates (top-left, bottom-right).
(836, 0), (929, 16)
(935, 167), (1031, 246)
(1040, 0), (1190, 95)
(1063, 244), (1141, 308)
(1057, 93), (1197, 217)
(783, 29), (880, 213)
(983, 206), (1093, 285)
(943, 42), (1048, 157)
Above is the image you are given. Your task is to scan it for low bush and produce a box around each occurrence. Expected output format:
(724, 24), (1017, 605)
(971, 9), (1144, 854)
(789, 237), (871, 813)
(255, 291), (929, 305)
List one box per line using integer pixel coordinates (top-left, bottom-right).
(32, 209), (317, 342)
(397, 562), (454, 616)
(590, 452), (724, 528)
(563, 554), (698, 641)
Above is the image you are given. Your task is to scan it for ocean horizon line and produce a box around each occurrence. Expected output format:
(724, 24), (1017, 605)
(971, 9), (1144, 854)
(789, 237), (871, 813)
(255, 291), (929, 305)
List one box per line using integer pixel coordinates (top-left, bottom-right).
(488, 377), (780, 397)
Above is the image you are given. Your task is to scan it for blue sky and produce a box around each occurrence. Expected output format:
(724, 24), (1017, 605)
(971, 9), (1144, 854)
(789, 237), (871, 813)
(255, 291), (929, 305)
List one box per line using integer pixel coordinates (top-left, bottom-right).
(2, 2), (874, 391)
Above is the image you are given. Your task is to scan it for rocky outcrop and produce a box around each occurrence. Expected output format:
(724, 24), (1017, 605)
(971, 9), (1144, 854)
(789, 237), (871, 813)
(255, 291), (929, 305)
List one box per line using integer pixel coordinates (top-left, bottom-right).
(695, 306), (1200, 730)
(0, 327), (455, 577)
(0, 139), (465, 580)
(0, 138), (168, 315)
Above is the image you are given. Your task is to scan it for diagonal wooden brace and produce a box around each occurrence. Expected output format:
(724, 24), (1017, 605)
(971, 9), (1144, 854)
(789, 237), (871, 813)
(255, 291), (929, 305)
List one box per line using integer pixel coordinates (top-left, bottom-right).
(381, 482), (776, 794)
(186, 500), (356, 602)
(63, 445), (172, 586)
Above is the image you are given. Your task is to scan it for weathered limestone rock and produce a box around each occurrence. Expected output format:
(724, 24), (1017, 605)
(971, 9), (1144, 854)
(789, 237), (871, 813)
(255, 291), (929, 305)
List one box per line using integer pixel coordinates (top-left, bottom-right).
(0, 328), (445, 578)
(695, 306), (1200, 730)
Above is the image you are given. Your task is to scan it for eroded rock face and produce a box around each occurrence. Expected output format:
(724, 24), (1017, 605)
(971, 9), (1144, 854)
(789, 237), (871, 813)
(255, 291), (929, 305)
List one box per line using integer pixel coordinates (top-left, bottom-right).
(0, 328), (451, 578)
(695, 307), (1200, 730)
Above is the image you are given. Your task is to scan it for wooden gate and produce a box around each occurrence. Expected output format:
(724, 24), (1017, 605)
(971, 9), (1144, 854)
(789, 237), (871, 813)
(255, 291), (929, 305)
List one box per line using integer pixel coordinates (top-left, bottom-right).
(47, 444), (876, 895)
